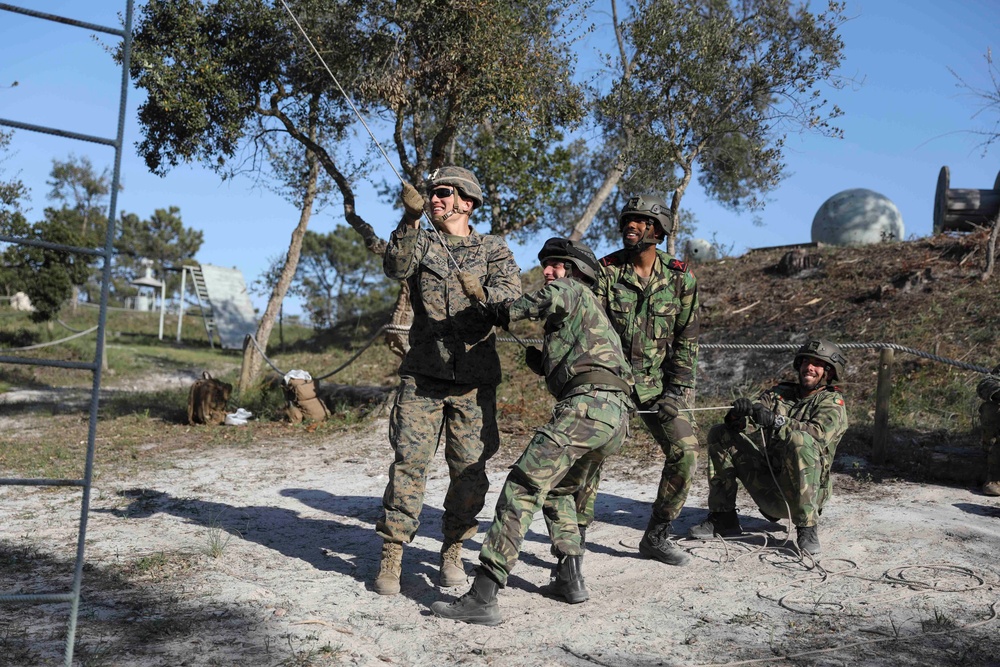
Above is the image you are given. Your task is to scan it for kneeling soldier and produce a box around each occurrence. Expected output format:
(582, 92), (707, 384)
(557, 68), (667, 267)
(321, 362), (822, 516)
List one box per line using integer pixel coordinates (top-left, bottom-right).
(689, 338), (849, 556)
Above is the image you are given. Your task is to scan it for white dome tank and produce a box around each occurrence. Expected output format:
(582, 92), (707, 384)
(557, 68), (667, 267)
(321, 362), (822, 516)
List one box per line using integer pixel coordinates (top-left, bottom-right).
(811, 189), (904, 245)
(683, 238), (717, 262)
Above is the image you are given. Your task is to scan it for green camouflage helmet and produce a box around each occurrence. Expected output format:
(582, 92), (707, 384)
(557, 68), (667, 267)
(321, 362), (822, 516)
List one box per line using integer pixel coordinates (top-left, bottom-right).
(794, 338), (847, 382)
(427, 166), (484, 209)
(537, 237), (600, 285)
(618, 194), (673, 238)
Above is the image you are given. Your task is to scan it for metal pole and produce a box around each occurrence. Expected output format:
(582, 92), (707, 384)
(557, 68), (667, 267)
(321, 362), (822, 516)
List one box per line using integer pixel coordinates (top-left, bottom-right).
(177, 268), (187, 343)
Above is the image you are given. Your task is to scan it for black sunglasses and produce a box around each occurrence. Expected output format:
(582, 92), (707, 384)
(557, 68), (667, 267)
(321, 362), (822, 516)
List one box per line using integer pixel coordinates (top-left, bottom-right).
(430, 187), (455, 199)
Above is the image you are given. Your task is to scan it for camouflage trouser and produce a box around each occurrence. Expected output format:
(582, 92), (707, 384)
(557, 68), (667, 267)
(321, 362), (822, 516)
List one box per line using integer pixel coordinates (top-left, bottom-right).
(705, 423), (831, 527)
(569, 395), (698, 527)
(376, 374), (499, 545)
(479, 390), (630, 587)
(982, 401), (1000, 482)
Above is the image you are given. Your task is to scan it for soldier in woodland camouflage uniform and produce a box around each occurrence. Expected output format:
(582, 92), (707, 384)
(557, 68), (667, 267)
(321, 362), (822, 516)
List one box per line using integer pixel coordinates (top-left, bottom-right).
(689, 339), (850, 556)
(374, 167), (522, 596)
(591, 195), (700, 567)
(431, 238), (634, 626)
(977, 365), (1000, 496)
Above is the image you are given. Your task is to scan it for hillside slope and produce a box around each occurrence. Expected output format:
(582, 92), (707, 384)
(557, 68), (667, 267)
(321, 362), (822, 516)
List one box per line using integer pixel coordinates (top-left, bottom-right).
(686, 230), (998, 482)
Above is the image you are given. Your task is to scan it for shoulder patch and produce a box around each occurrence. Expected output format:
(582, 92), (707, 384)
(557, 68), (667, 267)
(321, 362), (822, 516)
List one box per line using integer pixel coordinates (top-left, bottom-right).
(667, 258), (688, 272)
(600, 252), (623, 267)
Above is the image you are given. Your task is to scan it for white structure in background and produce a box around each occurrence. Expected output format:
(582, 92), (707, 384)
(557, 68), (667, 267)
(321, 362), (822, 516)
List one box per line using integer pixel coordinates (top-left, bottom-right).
(129, 260), (164, 312)
(176, 263), (257, 350)
(811, 188), (904, 246)
(683, 238), (717, 263)
(129, 260), (168, 339)
(10, 291), (34, 312)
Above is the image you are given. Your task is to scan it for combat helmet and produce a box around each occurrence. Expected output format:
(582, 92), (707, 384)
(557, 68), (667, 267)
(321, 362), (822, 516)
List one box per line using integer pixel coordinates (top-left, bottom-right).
(618, 194), (673, 245)
(427, 166), (484, 209)
(794, 338), (847, 382)
(537, 237), (600, 285)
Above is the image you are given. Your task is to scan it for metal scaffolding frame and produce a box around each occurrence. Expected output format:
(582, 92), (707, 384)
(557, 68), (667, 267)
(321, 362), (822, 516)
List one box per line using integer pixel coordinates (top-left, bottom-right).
(0, 2), (134, 665)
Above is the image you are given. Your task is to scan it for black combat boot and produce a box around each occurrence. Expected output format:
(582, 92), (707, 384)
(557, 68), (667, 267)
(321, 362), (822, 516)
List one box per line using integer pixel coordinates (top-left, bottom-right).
(638, 519), (690, 566)
(550, 554), (589, 604)
(688, 511), (743, 539)
(429, 569), (502, 626)
(796, 525), (821, 556)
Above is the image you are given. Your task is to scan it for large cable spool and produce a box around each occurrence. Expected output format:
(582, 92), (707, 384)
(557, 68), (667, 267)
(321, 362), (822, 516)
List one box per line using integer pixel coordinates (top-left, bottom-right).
(933, 166), (1000, 233)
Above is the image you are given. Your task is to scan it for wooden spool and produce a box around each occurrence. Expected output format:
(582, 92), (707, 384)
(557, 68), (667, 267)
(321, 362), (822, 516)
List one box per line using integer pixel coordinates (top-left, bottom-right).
(933, 166), (1000, 233)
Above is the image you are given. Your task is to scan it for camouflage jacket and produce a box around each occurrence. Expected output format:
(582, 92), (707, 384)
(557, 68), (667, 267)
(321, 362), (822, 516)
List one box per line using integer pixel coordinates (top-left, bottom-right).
(384, 221), (521, 386)
(596, 248), (699, 405)
(509, 277), (634, 404)
(735, 382), (848, 457)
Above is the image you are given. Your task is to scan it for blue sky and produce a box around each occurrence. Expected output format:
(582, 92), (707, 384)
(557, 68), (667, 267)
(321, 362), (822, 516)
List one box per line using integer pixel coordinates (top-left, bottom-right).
(1, 1), (999, 317)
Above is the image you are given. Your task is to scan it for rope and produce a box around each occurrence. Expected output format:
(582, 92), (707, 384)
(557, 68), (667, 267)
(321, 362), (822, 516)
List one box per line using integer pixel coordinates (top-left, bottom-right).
(246, 319), (399, 382)
(0, 325), (99, 351)
(702, 341), (992, 374)
(57, 318), (86, 334)
(276, 0), (464, 277)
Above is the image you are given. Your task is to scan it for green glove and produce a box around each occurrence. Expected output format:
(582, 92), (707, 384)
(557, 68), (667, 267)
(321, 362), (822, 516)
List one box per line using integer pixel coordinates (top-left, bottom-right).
(656, 385), (684, 421)
(401, 182), (424, 222)
(458, 271), (485, 303)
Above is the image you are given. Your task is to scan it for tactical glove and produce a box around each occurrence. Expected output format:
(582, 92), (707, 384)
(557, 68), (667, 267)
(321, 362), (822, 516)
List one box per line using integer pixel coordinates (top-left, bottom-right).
(483, 299), (512, 330)
(401, 182), (425, 224)
(725, 397), (754, 430)
(525, 346), (544, 376)
(656, 385), (685, 422)
(751, 403), (786, 429)
(731, 398), (753, 419)
(977, 376), (1000, 403)
(458, 271), (486, 303)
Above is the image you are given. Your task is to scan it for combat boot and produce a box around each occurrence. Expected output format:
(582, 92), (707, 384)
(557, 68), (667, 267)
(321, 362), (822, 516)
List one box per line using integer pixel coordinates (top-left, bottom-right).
(550, 555), (589, 604)
(638, 520), (690, 566)
(688, 511), (743, 539)
(439, 540), (467, 587)
(796, 525), (821, 556)
(982, 481), (1000, 496)
(373, 542), (402, 596)
(430, 570), (502, 626)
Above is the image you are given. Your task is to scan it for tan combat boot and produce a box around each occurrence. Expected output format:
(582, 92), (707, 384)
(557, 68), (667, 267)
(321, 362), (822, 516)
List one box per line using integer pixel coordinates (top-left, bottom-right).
(439, 540), (467, 587)
(374, 542), (402, 595)
(983, 480), (1000, 496)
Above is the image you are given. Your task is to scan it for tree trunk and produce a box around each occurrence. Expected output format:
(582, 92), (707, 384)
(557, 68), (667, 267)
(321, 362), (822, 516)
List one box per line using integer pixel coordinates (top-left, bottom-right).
(981, 213), (1000, 281)
(568, 163), (625, 242)
(567, 0), (633, 244)
(237, 152), (320, 393)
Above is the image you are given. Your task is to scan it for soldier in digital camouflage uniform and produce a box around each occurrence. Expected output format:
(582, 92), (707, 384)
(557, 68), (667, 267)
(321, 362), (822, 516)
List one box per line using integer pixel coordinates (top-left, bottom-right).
(374, 166), (522, 596)
(689, 339), (850, 556)
(430, 238), (634, 626)
(977, 365), (1000, 496)
(589, 194), (700, 567)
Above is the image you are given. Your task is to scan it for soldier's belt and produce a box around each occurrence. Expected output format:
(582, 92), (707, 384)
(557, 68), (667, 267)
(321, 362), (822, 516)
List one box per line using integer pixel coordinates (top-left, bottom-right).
(559, 370), (632, 399)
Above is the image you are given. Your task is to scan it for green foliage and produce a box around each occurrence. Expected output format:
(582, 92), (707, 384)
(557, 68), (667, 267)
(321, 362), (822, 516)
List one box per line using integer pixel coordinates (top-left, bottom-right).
(587, 0), (848, 243)
(0, 129), (27, 215)
(115, 205), (203, 296)
(295, 226), (397, 329)
(0, 209), (94, 323)
(128, 0), (588, 242)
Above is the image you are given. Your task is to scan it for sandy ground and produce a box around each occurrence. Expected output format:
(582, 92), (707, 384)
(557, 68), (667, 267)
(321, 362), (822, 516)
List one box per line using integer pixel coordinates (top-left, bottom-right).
(3, 415), (1000, 667)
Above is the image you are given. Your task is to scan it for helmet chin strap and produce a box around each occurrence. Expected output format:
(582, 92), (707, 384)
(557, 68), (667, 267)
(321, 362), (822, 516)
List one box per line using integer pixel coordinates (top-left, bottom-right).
(435, 197), (470, 224)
